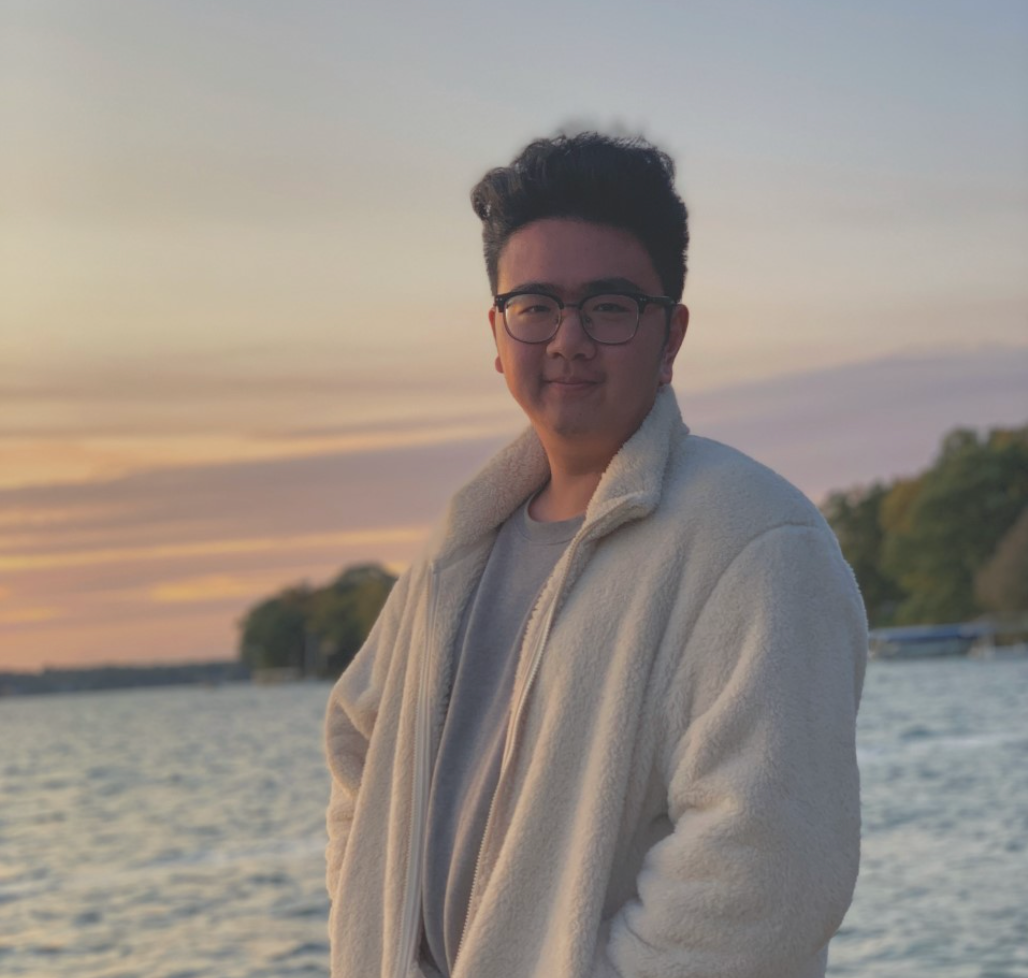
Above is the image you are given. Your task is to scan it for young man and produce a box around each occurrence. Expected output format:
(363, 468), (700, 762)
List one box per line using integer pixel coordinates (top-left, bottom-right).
(325, 133), (868, 978)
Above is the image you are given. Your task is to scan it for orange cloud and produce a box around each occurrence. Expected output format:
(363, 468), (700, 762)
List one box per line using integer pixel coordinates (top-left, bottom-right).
(0, 507), (99, 529)
(0, 525), (428, 573)
(0, 605), (242, 672)
(0, 418), (518, 492)
(150, 574), (281, 604)
(0, 606), (63, 625)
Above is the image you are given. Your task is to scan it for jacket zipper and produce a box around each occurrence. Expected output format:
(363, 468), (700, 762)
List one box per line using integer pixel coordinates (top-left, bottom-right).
(393, 569), (439, 978)
(452, 537), (582, 970)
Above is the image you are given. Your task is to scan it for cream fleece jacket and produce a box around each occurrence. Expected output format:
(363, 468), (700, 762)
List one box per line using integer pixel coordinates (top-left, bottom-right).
(325, 386), (868, 978)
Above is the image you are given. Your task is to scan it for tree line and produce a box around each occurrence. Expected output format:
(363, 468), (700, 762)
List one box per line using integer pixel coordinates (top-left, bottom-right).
(821, 423), (1027, 628)
(238, 422), (1028, 675)
(238, 563), (396, 678)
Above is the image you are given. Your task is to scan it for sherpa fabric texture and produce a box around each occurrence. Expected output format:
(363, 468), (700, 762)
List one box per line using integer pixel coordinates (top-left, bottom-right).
(325, 386), (868, 978)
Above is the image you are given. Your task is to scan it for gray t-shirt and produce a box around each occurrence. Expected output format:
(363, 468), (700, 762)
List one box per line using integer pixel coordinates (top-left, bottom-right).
(420, 495), (583, 976)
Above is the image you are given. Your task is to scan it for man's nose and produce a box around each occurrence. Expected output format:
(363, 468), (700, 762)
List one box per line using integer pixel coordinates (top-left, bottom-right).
(546, 306), (595, 357)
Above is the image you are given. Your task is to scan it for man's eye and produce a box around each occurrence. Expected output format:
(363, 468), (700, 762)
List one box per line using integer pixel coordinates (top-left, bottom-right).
(509, 296), (556, 317)
(590, 298), (634, 315)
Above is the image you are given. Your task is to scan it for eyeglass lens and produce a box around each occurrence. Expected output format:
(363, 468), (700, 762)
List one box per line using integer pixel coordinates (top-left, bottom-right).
(503, 294), (638, 344)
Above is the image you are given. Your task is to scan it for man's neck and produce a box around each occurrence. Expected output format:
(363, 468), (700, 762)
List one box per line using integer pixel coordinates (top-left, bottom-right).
(528, 447), (612, 522)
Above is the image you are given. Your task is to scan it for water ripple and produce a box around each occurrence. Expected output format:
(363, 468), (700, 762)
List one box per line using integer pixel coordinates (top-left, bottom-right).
(2, 660), (1026, 976)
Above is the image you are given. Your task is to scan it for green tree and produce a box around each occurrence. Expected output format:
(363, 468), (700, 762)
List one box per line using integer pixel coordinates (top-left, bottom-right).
(821, 482), (905, 626)
(237, 564), (396, 677)
(238, 584), (313, 671)
(309, 564), (396, 675)
(880, 425), (1028, 624)
(975, 505), (1028, 615)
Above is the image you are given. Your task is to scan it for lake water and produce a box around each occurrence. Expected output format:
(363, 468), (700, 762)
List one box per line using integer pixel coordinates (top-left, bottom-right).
(1, 658), (1026, 977)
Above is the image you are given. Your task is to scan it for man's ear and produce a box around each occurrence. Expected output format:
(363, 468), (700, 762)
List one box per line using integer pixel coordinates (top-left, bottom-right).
(659, 304), (689, 386)
(488, 306), (504, 375)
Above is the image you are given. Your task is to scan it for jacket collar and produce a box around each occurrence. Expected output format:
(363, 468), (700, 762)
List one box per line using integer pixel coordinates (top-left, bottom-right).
(428, 386), (688, 566)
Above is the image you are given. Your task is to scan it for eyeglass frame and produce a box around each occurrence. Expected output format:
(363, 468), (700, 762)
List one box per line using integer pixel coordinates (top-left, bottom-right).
(493, 289), (678, 346)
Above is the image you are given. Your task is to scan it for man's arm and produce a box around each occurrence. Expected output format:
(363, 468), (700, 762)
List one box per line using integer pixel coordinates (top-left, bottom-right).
(596, 523), (868, 978)
(324, 570), (412, 898)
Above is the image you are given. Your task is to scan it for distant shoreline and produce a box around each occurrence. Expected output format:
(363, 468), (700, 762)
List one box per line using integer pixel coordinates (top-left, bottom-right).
(0, 661), (251, 698)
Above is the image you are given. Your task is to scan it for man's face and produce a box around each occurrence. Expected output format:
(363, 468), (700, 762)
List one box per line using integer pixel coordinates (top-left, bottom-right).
(489, 218), (687, 463)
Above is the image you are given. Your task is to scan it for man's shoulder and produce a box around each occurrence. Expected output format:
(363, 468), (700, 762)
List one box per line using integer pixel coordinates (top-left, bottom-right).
(660, 428), (828, 538)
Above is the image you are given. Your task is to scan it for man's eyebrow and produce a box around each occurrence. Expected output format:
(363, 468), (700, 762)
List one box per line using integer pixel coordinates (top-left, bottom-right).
(504, 277), (650, 295)
(583, 277), (649, 293)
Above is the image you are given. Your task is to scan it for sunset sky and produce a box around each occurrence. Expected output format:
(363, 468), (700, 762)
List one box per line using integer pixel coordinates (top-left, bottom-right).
(2, 1), (1026, 670)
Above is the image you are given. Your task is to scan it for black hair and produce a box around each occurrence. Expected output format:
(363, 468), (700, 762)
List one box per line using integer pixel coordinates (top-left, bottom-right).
(470, 131), (689, 300)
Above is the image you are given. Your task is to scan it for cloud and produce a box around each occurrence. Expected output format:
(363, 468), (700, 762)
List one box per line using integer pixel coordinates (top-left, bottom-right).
(0, 525), (429, 574)
(0, 415), (520, 491)
(684, 344), (1028, 500)
(3, 343), (1025, 568)
(0, 606), (64, 626)
(149, 574), (284, 604)
(2, 343), (1024, 669)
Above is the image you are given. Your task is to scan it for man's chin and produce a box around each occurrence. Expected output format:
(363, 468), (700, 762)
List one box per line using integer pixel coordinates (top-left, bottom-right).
(539, 412), (611, 446)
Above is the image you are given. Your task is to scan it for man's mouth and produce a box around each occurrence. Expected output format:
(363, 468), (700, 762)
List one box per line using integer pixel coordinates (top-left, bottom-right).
(547, 375), (599, 386)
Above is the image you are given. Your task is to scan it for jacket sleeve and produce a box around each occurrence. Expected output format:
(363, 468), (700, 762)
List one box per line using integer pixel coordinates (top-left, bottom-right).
(595, 523), (868, 978)
(324, 569), (413, 900)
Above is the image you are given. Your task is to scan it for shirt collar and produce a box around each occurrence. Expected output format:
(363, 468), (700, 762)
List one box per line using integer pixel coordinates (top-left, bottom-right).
(428, 386), (688, 566)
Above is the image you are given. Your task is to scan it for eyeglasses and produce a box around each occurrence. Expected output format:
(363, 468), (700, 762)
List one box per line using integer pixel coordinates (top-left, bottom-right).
(493, 290), (676, 345)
